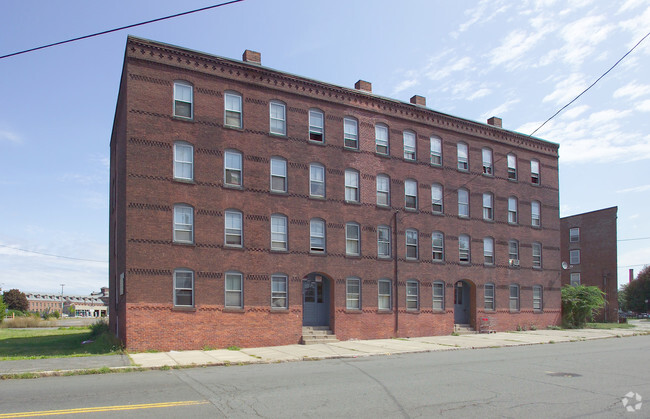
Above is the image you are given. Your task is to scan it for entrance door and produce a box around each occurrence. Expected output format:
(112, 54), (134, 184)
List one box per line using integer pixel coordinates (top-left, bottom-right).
(454, 280), (470, 324)
(302, 274), (330, 326)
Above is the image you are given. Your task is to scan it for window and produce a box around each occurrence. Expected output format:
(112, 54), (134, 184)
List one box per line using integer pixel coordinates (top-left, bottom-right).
(531, 201), (541, 227)
(173, 204), (193, 243)
(458, 188), (469, 217)
(378, 279), (391, 310)
(224, 150), (242, 187)
(507, 154), (517, 180)
(225, 272), (243, 308)
(532, 242), (542, 269)
(482, 193), (493, 220)
(406, 229), (418, 259)
(570, 249), (580, 265)
(271, 274), (288, 309)
(309, 109), (324, 142)
(173, 142), (193, 181)
(531, 159), (540, 185)
(406, 280), (419, 310)
(508, 197), (518, 224)
(346, 277), (361, 309)
(431, 184), (443, 213)
(344, 117), (358, 149)
(509, 240), (519, 263)
(345, 169), (360, 202)
(377, 225), (391, 258)
(310, 218), (326, 253)
(375, 124), (389, 154)
(403, 131), (416, 160)
(432, 231), (444, 261)
(269, 101), (286, 135)
(482, 148), (493, 175)
(432, 282), (445, 310)
(569, 227), (580, 243)
(376, 175), (390, 206)
(570, 273), (581, 286)
(459, 234), (470, 263)
(405, 179), (418, 210)
(430, 136), (442, 166)
(509, 284), (520, 311)
(533, 285), (543, 311)
(270, 214), (288, 251)
(484, 283), (495, 311)
(173, 81), (193, 118)
(457, 142), (468, 171)
(225, 210), (243, 247)
(269, 157), (288, 193)
(224, 92), (243, 128)
(346, 222), (360, 256)
(174, 269), (194, 307)
(483, 237), (494, 265)
(309, 164), (325, 197)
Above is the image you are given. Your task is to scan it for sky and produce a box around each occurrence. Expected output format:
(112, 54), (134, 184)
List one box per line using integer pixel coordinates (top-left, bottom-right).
(0, 0), (649, 295)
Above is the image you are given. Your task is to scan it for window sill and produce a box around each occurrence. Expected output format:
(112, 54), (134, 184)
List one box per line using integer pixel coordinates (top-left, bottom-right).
(508, 178), (518, 183)
(345, 255), (362, 260)
(457, 168), (469, 173)
(482, 173), (494, 178)
(458, 215), (469, 220)
(270, 249), (289, 254)
(483, 218), (495, 223)
(376, 204), (392, 211)
(534, 310), (543, 314)
(268, 132), (287, 138)
(172, 306), (196, 312)
(224, 125), (244, 132)
(270, 308), (289, 313)
(223, 307), (245, 313)
(309, 196), (326, 201)
(308, 140), (326, 146)
(432, 211), (444, 216)
(405, 309), (420, 314)
(309, 251), (327, 257)
(172, 116), (194, 123)
(430, 163), (443, 169)
(343, 146), (360, 152)
(403, 158), (417, 163)
(172, 241), (195, 247)
(432, 309), (445, 314)
(375, 152), (391, 159)
(377, 309), (393, 314)
(404, 258), (419, 263)
(483, 263), (496, 268)
(377, 256), (392, 261)
(173, 178), (196, 185)
(432, 259), (445, 264)
(223, 184), (244, 191)
(404, 207), (418, 213)
(509, 310), (520, 314)
(270, 190), (289, 196)
(344, 200), (362, 205)
(459, 261), (471, 266)
(224, 245), (245, 251)
(344, 309), (362, 314)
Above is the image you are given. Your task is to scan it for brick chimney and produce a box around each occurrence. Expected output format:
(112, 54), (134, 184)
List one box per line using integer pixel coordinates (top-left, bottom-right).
(354, 80), (372, 92)
(410, 95), (426, 106)
(487, 116), (502, 128)
(242, 50), (261, 65)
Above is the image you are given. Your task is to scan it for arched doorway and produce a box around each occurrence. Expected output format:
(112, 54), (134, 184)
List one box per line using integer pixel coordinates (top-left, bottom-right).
(454, 280), (472, 324)
(302, 273), (330, 326)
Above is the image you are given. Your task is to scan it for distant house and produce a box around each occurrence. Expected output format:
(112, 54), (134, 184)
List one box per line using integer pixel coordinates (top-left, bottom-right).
(26, 287), (109, 317)
(560, 207), (618, 322)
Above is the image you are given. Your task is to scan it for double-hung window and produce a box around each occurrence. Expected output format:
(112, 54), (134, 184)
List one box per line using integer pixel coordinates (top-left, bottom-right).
(483, 237), (494, 265)
(430, 136), (442, 165)
(173, 269), (194, 307)
(270, 214), (288, 251)
(570, 249), (580, 265)
(508, 197), (518, 224)
(457, 142), (468, 171)
(344, 118), (358, 149)
(431, 184), (443, 213)
(432, 231), (444, 261)
(570, 227), (580, 243)
(531, 159), (540, 185)
(174, 142), (194, 181)
(484, 283), (495, 311)
(403, 131), (416, 160)
(378, 279), (391, 310)
(377, 225), (391, 258)
(405, 179), (418, 210)
(570, 273), (581, 286)
(173, 81), (193, 118)
(270, 157), (287, 193)
(225, 210), (243, 247)
(406, 280), (419, 310)
(533, 285), (543, 311)
(532, 242), (542, 269)
(482, 193), (493, 220)
(309, 109), (324, 142)
(459, 234), (470, 263)
(269, 101), (286, 135)
(225, 271), (243, 308)
(173, 204), (193, 244)
(346, 277), (361, 309)
(309, 164), (325, 197)
(406, 229), (418, 259)
(432, 282), (445, 310)
(509, 240), (519, 263)
(345, 169), (360, 203)
(507, 154), (517, 180)
(375, 124), (389, 154)
(224, 92), (242, 128)
(345, 222), (360, 256)
(458, 188), (469, 218)
(376, 175), (390, 206)
(310, 219), (326, 253)
(531, 201), (541, 227)
(482, 148), (493, 175)
(271, 274), (288, 309)
(224, 150), (242, 187)
(509, 284), (520, 311)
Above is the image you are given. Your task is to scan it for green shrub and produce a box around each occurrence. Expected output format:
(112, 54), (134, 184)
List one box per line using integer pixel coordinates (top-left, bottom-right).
(89, 320), (110, 338)
(562, 285), (605, 328)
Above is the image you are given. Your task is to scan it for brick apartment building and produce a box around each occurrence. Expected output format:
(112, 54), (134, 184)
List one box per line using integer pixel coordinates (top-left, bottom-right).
(110, 36), (562, 351)
(560, 207), (618, 322)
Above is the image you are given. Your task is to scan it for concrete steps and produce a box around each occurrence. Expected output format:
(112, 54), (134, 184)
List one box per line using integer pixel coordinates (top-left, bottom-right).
(301, 326), (339, 345)
(454, 324), (477, 335)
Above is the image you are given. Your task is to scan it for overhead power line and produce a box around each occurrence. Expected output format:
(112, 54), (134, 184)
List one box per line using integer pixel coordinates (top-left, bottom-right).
(0, 243), (106, 263)
(618, 237), (650, 242)
(0, 0), (245, 60)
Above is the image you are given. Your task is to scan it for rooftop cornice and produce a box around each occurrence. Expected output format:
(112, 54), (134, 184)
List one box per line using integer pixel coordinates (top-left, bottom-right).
(126, 36), (559, 156)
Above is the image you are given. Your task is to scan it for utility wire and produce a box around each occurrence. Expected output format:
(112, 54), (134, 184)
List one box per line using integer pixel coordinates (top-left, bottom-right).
(0, 244), (106, 263)
(618, 237), (650, 242)
(0, 0), (245, 60)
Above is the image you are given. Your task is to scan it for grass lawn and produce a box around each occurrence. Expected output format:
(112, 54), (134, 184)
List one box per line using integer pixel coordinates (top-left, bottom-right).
(0, 327), (122, 360)
(585, 322), (636, 329)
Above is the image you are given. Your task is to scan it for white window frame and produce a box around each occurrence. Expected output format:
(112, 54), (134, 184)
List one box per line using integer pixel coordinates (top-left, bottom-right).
(376, 175), (390, 207)
(458, 188), (469, 218)
(346, 277), (361, 310)
(570, 273), (581, 286)
(375, 124), (389, 155)
(532, 242), (542, 269)
(173, 142), (194, 181)
(430, 136), (442, 166)
(344, 117), (359, 149)
(345, 222), (361, 256)
(484, 237), (494, 265)
(271, 274), (288, 309)
(569, 227), (580, 243)
(432, 281), (445, 310)
(570, 249), (580, 265)
(406, 280), (419, 311)
(377, 225), (391, 258)
(269, 101), (286, 135)
(432, 231), (444, 261)
(224, 210), (243, 247)
(509, 240), (519, 262)
(508, 197), (518, 224)
(173, 204), (194, 244)
(431, 184), (443, 214)
(533, 285), (543, 311)
(309, 163), (325, 198)
(531, 159), (540, 185)
(484, 283), (495, 311)
(482, 148), (493, 175)
(378, 279), (392, 310)
(482, 192), (493, 220)
(225, 271), (243, 308)
(224, 92), (243, 128)
(173, 269), (194, 307)
(309, 109), (324, 142)
(405, 179), (418, 210)
(507, 153), (517, 180)
(459, 234), (470, 263)
(270, 157), (287, 193)
(345, 169), (360, 203)
(173, 81), (193, 119)
(457, 142), (468, 171)
(406, 229), (418, 260)
(403, 130), (416, 160)
(531, 201), (541, 227)
(224, 150), (243, 187)
(310, 218), (326, 253)
(509, 284), (520, 311)
(270, 214), (288, 251)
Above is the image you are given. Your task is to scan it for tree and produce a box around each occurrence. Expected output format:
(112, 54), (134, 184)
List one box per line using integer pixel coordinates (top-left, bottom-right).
(0, 295), (6, 322)
(562, 284), (606, 327)
(68, 305), (75, 317)
(2, 289), (29, 312)
(621, 265), (650, 313)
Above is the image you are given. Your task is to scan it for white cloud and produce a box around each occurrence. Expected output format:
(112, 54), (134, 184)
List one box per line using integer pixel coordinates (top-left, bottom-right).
(561, 104), (590, 119)
(617, 0), (646, 13)
(480, 99), (520, 121)
(0, 129), (22, 144)
(542, 73), (588, 105)
(613, 82), (650, 100)
(392, 78), (418, 95)
(468, 88), (492, 101)
(455, 0), (511, 35)
(488, 25), (552, 68)
(636, 100), (650, 112)
(426, 56), (473, 81)
(617, 184), (650, 194)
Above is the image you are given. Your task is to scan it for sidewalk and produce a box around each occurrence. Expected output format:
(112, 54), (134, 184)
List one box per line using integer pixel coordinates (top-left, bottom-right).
(2, 321), (649, 376)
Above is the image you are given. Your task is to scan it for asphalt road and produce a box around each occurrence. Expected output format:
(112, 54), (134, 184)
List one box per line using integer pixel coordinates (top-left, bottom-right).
(0, 335), (648, 418)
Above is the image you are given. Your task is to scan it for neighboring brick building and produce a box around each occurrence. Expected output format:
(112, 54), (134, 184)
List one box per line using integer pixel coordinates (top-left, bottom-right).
(560, 207), (618, 322)
(26, 291), (108, 317)
(109, 36), (562, 351)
